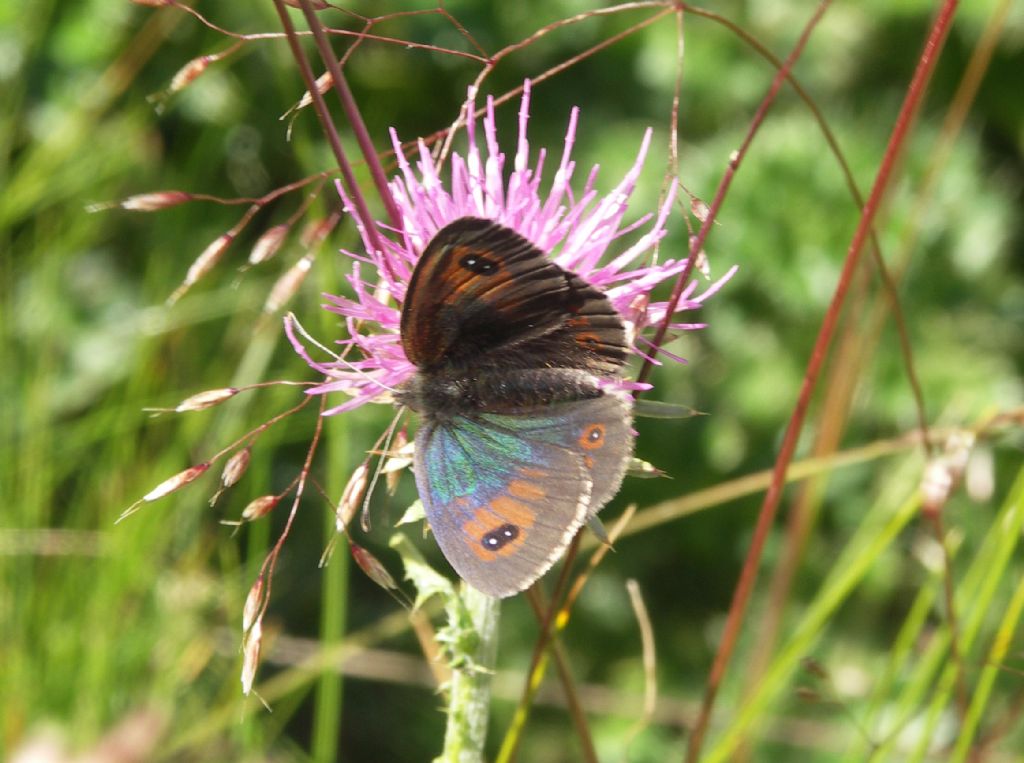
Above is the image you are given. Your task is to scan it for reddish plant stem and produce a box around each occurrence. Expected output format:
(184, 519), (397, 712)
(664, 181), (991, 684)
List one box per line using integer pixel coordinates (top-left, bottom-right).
(925, 508), (971, 718)
(675, 0), (834, 754)
(525, 587), (599, 763)
(271, 0), (392, 280)
(683, 1), (960, 760)
(502, 539), (582, 761)
(208, 394), (314, 466)
(738, 0), (1008, 740)
(499, 508), (634, 762)
(254, 395), (327, 628)
(436, 7), (671, 164)
(295, 0), (405, 232)
(682, 4), (933, 458)
(170, 1), (490, 61)
(637, 0), (830, 386)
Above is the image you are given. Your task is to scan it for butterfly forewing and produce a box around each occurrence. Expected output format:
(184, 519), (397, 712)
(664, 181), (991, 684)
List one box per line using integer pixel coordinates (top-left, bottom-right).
(401, 217), (628, 373)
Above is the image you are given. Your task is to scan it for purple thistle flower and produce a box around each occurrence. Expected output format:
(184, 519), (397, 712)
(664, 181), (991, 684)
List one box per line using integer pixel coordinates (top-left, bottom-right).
(286, 81), (735, 416)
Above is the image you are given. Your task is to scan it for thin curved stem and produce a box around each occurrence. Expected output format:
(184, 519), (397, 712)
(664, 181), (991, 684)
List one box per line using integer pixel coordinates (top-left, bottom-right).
(684, 1), (960, 758)
(295, 0), (404, 232)
(271, 0), (392, 278)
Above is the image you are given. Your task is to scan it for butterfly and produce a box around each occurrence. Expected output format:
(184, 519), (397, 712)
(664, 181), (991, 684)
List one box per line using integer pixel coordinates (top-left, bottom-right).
(395, 216), (634, 597)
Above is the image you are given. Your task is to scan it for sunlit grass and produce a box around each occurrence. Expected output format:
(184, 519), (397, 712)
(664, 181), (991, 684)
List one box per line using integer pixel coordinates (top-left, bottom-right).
(2, 1), (1022, 760)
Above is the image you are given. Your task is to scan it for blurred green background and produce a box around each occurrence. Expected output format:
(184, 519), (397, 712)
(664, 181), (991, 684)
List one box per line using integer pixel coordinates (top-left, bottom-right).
(2, 1), (1022, 761)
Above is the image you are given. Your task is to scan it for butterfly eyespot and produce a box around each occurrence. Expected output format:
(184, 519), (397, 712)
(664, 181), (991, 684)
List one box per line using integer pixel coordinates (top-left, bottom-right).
(481, 523), (519, 552)
(575, 332), (601, 347)
(578, 423), (606, 450)
(459, 253), (498, 275)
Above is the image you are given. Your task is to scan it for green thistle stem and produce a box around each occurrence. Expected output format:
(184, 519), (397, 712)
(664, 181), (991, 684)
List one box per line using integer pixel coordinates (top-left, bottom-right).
(440, 585), (501, 763)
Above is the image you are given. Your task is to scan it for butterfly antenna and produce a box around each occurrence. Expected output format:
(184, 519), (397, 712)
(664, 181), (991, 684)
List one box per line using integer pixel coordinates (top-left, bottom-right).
(286, 311), (400, 395)
(286, 311), (340, 359)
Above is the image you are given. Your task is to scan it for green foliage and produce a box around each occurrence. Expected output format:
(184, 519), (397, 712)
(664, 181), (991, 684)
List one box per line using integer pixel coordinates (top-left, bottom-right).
(2, 0), (1022, 761)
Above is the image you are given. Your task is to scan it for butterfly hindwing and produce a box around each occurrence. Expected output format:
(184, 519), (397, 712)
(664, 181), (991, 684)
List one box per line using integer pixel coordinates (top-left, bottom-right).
(414, 393), (632, 597)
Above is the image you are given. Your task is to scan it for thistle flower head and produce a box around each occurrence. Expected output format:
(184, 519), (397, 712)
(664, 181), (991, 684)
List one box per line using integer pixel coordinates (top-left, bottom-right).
(287, 82), (734, 415)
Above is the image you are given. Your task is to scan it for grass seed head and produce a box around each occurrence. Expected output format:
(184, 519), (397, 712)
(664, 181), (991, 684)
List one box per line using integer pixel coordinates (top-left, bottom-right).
(170, 55), (212, 94)
(241, 495), (280, 522)
(350, 542), (397, 590)
(263, 254), (313, 314)
(249, 224), (290, 266)
(221, 447), (252, 488)
(175, 387), (238, 412)
(143, 463), (211, 503)
(241, 621), (262, 695)
(121, 191), (193, 211)
(243, 576), (264, 634)
(336, 463), (369, 533)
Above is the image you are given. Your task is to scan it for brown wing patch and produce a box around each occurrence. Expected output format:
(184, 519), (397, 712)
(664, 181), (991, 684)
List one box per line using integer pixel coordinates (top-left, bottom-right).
(400, 217), (623, 371)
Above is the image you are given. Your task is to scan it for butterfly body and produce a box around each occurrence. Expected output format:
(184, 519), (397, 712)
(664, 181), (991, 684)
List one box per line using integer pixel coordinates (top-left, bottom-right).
(397, 217), (633, 597)
(399, 367), (607, 418)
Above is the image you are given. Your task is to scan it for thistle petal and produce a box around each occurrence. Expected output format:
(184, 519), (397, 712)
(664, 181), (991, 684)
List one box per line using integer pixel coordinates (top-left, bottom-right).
(290, 81), (733, 412)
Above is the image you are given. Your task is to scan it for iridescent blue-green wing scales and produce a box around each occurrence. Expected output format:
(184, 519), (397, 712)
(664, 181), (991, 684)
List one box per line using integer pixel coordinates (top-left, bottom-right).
(414, 417), (591, 598)
(413, 394), (632, 597)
